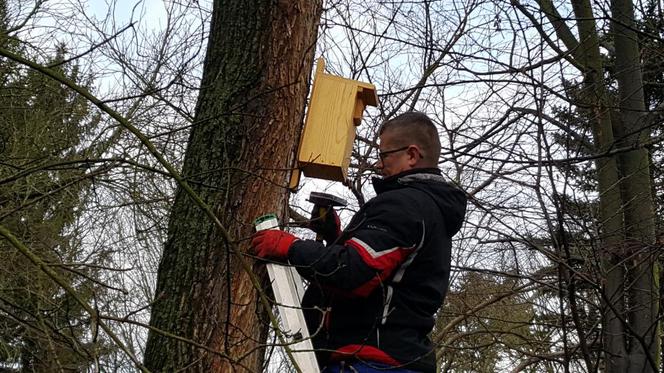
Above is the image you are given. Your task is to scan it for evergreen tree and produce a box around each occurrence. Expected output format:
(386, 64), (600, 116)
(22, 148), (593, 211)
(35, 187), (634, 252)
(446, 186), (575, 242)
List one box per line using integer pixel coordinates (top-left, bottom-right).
(545, 2), (664, 368)
(435, 271), (540, 372)
(143, 1), (323, 370)
(0, 2), (112, 369)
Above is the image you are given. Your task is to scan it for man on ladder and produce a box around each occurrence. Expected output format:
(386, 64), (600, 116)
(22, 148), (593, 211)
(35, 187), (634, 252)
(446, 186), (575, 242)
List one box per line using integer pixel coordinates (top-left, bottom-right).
(253, 112), (467, 373)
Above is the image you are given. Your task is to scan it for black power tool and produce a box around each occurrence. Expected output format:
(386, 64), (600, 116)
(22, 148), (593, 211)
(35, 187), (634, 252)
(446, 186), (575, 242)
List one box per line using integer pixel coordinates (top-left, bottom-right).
(308, 191), (347, 242)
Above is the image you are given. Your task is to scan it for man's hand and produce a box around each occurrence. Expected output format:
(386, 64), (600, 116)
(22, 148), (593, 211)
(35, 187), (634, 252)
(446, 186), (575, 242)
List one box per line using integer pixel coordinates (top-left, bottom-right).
(252, 230), (298, 261)
(309, 205), (341, 243)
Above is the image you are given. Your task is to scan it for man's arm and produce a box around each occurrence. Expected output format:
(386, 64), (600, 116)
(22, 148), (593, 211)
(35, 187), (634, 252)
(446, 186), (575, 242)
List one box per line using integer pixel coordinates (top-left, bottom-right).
(288, 192), (423, 297)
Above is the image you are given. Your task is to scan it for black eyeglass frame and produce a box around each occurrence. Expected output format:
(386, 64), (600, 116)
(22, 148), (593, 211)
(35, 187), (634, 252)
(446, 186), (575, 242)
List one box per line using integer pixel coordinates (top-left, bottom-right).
(378, 145), (414, 161)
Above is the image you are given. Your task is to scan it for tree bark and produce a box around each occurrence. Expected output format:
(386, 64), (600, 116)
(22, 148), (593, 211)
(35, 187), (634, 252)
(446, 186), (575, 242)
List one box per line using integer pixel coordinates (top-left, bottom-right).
(610, 0), (659, 370)
(144, 1), (322, 371)
(566, 1), (628, 368)
(547, 0), (660, 370)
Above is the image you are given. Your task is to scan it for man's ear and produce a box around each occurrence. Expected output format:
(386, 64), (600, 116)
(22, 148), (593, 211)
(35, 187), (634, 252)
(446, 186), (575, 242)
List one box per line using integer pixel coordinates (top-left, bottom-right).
(408, 145), (423, 166)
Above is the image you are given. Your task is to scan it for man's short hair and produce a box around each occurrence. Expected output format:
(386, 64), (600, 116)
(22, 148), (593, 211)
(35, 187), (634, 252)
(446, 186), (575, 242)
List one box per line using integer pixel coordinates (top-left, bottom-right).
(379, 112), (441, 166)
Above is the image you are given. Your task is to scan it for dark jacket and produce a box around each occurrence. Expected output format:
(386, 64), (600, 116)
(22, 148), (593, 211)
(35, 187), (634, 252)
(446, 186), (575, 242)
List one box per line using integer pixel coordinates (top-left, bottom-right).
(288, 168), (467, 373)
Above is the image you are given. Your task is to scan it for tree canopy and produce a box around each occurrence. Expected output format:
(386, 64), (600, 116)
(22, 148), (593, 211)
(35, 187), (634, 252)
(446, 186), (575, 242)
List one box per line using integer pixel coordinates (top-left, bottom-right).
(0, 0), (662, 371)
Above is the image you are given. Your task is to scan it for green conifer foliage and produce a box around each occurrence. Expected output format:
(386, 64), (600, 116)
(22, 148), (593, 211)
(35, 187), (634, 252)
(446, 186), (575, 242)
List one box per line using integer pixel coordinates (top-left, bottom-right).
(0, 2), (111, 369)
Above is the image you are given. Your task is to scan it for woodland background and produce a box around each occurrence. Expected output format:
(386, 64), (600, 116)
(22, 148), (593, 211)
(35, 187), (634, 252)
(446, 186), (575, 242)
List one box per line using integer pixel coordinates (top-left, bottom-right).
(0, 0), (662, 371)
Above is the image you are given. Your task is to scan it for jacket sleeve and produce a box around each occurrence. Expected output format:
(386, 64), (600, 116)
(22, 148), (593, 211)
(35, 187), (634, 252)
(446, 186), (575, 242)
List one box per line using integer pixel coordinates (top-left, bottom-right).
(288, 191), (424, 297)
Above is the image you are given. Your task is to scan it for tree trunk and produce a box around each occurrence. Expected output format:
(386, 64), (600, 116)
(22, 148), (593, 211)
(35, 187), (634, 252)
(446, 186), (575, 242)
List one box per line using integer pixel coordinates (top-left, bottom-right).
(563, 0), (660, 370)
(144, 1), (322, 371)
(610, 0), (659, 370)
(568, 1), (628, 368)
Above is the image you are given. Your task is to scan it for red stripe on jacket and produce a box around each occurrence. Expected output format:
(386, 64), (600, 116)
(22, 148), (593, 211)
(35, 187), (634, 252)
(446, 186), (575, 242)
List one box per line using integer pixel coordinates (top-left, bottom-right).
(330, 344), (402, 366)
(345, 238), (414, 297)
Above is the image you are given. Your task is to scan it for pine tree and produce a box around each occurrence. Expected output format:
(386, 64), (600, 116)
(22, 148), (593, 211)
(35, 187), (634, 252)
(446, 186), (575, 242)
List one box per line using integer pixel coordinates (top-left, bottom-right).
(546, 2), (664, 368)
(0, 3), (112, 369)
(144, 1), (322, 370)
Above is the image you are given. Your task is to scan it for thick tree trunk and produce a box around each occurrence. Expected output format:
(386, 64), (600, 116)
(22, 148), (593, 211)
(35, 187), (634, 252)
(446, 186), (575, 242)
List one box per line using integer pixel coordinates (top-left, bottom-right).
(565, 0), (659, 370)
(144, 1), (322, 371)
(610, 0), (659, 370)
(568, 1), (628, 368)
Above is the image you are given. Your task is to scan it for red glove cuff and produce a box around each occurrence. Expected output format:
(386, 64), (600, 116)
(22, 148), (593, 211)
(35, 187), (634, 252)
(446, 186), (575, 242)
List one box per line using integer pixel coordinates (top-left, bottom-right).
(251, 230), (298, 260)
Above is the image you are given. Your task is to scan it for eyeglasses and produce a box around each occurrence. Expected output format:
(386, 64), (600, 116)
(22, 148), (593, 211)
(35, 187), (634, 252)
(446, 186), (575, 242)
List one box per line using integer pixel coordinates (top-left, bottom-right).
(378, 146), (410, 161)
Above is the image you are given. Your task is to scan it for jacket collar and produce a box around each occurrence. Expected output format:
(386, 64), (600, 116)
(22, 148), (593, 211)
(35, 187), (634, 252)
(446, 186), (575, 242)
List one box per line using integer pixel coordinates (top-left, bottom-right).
(371, 168), (442, 194)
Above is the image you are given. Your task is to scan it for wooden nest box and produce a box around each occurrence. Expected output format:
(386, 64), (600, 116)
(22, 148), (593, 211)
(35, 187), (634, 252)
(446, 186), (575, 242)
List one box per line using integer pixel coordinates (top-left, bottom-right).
(290, 59), (379, 189)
